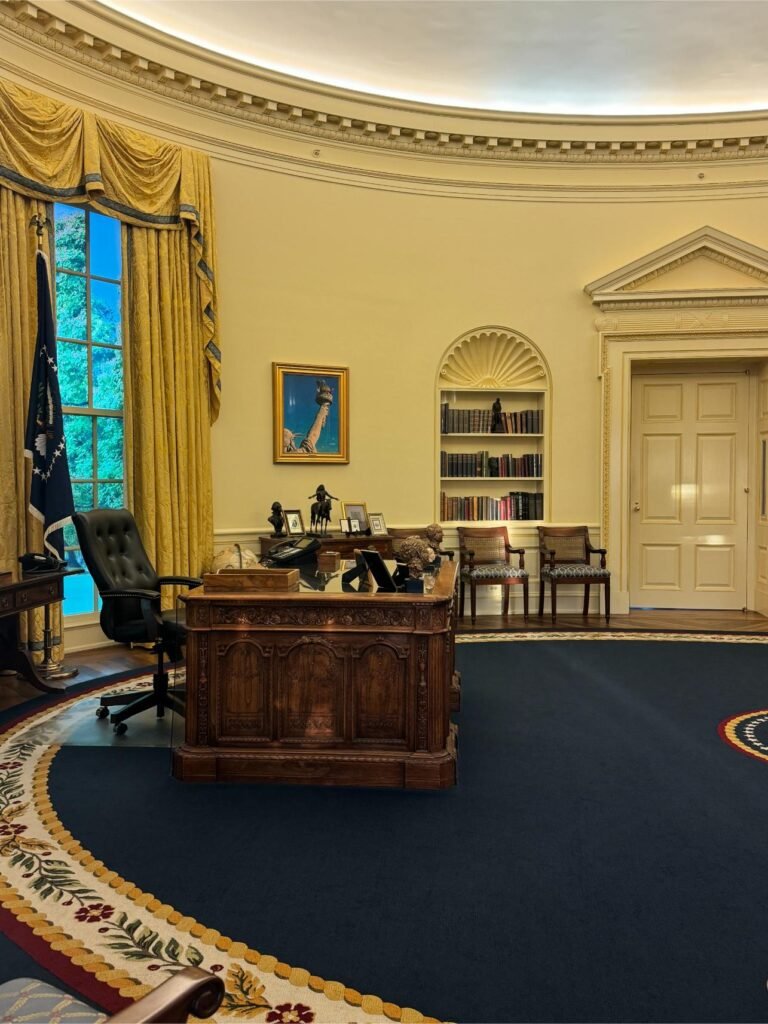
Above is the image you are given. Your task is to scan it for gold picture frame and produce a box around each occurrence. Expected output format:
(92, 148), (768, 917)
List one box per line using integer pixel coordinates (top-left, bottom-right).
(342, 502), (368, 533)
(284, 509), (305, 536)
(273, 363), (349, 464)
(368, 513), (387, 536)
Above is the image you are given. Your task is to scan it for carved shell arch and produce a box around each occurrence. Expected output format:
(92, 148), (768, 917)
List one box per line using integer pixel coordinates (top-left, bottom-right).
(438, 328), (549, 391)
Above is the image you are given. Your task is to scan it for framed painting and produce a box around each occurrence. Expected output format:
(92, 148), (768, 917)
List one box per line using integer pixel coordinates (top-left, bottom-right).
(368, 513), (387, 536)
(273, 363), (349, 463)
(284, 509), (305, 536)
(342, 502), (368, 533)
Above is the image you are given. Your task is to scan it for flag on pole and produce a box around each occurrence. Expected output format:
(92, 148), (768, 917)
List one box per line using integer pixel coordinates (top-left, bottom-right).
(24, 250), (75, 560)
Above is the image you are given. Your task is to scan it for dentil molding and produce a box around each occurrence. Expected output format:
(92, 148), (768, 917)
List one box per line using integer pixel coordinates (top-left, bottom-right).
(4, 0), (768, 166)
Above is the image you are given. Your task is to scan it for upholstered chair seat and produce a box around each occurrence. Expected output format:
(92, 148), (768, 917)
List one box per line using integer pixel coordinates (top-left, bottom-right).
(540, 564), (610, 579)
(0, 978), (105, 1023)
(457, 526), (529, 623)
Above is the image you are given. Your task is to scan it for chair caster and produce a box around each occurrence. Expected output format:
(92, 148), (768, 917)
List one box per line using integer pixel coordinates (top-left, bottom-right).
(113, 722), (128, 735)
(96, 706), (109, 719)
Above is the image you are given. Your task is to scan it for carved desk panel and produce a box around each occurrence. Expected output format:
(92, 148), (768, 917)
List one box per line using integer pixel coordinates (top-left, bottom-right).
(174, 562), (458, 789)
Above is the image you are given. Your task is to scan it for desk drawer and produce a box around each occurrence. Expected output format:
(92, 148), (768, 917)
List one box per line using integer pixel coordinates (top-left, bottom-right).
(0, 593), (13, 613)
(15, 581), (61, 609)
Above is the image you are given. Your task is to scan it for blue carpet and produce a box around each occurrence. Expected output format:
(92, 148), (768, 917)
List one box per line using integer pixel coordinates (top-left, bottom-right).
(47, 641), (768, 1022)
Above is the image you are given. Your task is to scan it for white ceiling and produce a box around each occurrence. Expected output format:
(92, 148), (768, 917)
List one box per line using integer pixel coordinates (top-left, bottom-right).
(97, 0), (768, 117)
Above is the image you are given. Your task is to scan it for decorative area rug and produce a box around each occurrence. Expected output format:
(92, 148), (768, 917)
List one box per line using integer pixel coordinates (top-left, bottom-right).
(0, 682), (420, 1024)
(4, 637), (768, 1023)
(719, 710), (768, 763)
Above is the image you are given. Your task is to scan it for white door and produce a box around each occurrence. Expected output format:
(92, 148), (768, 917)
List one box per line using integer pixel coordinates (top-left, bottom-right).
(630, 372), (749, 609)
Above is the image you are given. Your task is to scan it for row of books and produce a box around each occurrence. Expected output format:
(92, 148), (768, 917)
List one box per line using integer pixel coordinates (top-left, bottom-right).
(440, 404), (543, 434)
(440, 451), (543, 478)
(440, 491), (545, 522)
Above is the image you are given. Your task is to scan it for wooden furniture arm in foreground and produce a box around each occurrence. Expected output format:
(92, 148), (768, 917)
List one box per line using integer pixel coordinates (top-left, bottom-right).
(109, 967), (224, 1023)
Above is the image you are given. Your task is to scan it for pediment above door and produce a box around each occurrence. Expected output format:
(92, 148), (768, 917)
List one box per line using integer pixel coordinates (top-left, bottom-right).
(584, 227), (768, 309)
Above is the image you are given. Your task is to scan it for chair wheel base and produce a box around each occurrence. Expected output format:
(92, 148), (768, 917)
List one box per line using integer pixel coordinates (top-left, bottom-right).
(96, 706), (109, 719)
(113, 721), (128, 735)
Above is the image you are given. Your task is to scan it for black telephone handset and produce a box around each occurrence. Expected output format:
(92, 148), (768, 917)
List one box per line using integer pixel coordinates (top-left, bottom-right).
(19, 552), (65, 573)
(261, 535), (321, 567)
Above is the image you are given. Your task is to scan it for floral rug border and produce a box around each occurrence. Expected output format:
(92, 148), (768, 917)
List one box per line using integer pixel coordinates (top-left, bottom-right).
(456, 631), (768, 644)
(0, 680), (437, 1024)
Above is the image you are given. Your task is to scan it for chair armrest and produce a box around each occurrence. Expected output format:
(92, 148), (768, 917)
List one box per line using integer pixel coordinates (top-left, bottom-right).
(158, 576), (203, 588)
(506, 545), (526, 569)
(460, 547), (476, 568)
(100, 589), (162, 640)
(539, 545), (556, 568)
(586, 543), (608, 567)
(108, 966), (224, 1023)
(439, 548), (455, 562)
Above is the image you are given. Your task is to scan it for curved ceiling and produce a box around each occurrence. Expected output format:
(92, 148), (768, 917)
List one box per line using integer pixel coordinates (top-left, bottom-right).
(96, 0), (768, 118)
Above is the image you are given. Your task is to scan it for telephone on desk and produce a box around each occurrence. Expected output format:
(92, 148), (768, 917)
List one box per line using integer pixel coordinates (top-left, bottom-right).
(18, 552), (65, 574)
(260, 535), (321, 568)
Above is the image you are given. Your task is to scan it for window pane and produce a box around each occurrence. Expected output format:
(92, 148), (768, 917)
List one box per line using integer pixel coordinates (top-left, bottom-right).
(89, 212), (121, 280)
(97, 482), (124, 509)
(58, 341), (88, 407)
(54, 204), (85, 273)
(92, 347), (123, 411)
(91, 280), (121, 345)
(64, 413), (93, 478)
(56, 272), (87, 340)
(64, 549), (95, 616)
(96, 416), (123, 480)
(73, 482), (93, 511)
(63, 522), (78, 548)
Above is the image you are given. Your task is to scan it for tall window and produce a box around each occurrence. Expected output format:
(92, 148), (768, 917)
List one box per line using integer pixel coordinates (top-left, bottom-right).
(53, 203), (125, 617)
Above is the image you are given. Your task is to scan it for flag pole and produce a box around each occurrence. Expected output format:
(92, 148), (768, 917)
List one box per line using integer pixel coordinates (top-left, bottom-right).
(26, 214), (78, 683)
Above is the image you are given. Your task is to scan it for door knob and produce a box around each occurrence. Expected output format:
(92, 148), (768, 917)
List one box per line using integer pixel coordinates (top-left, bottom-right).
(632, 501), (640, 512)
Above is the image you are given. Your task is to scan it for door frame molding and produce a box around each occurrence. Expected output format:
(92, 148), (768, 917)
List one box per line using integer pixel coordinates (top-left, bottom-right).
(585, 228), (768, 614)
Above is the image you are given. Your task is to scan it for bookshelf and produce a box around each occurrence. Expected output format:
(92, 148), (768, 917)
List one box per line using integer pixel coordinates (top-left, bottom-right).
(439, 388), (547, 523)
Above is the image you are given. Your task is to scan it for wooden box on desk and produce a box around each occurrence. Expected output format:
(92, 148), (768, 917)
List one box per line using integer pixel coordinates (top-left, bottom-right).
(203, 568), (299, 592)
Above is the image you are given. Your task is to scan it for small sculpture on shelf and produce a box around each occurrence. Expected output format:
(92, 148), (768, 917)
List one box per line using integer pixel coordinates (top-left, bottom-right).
(268, 501), (285, 537)
(308, 484), (338, 536)
(491, 397), (503, 433)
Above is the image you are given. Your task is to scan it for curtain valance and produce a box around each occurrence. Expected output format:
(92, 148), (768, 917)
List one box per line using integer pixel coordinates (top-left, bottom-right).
(0, 77), (220, 419)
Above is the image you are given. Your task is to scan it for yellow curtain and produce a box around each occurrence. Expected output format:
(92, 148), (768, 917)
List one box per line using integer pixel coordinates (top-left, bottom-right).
(0, 77), (220, 416)
(0, 75), (218, 614)
(124, 225), (213, 597)
(0, 186), (63, 660)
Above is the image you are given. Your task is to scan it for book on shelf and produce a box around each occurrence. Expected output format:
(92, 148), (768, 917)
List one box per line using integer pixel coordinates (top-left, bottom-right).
(440, 451), (543, 478)
(440, 489), (544, 522)
(440, 405), (542, 434)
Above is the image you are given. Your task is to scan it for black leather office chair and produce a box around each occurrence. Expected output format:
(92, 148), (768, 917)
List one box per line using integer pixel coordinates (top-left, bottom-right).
(72, 508), (202, 734)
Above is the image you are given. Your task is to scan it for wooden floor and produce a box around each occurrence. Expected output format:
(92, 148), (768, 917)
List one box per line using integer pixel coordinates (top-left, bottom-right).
(1, 609), (766, 717)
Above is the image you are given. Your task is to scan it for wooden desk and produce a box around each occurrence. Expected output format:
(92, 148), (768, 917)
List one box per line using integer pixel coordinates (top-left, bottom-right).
(174, 561), (458, 789)
(0, 569), (79, 693)
(259, 533), (393, 560)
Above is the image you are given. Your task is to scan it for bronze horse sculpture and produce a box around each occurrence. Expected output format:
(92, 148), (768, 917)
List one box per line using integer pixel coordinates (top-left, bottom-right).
(308, 485), (338, 535)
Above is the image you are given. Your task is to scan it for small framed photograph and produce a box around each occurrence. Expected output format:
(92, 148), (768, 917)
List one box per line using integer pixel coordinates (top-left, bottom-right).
(339, 518), (350, 534)
(368, 513), (387, 536)
(273, 363), (349, 464)
(284, 509), (305, 536)
(342, 502), (368, 532)
(349, 518), (361, 534)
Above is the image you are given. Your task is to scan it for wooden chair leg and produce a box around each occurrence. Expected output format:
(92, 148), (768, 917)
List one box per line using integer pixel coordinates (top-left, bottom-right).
(470, 582), (477, 624)
(522, 579), (529, 620)
(604, 579), (610, 623)
(583, 583), (590, 616)
(551, 581), (557, 623)
(538, 576), (545, 616)
(502, 583), (510, 617)
(459, 580), (465, 619)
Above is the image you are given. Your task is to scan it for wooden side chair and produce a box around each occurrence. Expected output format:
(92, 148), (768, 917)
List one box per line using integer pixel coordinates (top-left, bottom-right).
(457, 526), (529, 623)
(537, 525), (610, 623)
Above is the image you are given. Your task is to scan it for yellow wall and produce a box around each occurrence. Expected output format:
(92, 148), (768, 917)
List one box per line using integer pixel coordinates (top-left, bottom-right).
(5, 4), (768, 545)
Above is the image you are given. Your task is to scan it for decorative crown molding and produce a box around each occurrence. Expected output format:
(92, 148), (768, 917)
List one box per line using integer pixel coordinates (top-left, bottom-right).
(439, 329), (548, 390)
(4, 0), (768, 166)
(585, 227), (768, 309)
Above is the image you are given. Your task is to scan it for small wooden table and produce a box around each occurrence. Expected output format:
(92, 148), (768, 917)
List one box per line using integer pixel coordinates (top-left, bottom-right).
(174, 561), (458, 789)
(0, 568), (80, 693)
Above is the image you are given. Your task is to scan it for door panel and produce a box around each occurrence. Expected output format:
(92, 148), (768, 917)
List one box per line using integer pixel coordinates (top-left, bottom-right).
(630, 372), (748, 609)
